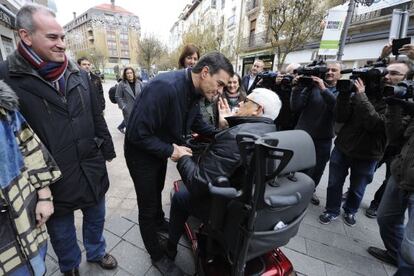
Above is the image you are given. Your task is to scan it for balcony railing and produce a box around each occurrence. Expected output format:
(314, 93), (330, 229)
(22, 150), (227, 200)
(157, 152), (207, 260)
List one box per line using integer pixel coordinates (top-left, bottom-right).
(241, 31), (271, 51)
(246, 0), (259, 14)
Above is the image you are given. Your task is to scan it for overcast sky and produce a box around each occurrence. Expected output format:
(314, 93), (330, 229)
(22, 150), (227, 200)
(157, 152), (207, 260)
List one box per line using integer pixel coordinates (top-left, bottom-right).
(55, 0), (190, 43)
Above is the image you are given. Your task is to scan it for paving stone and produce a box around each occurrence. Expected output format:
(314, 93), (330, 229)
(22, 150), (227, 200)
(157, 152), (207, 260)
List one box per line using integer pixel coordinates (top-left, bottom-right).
(282, 247), (326, 276)
(285, 235), (307, 255)
(325, 263), (364, 276)
(45, 255), (59, 276)
(301, 211), (347, 236)
(119, 198), (137, 210)
(306, 239), (388, 276)
(123, 209), (139, 224)
(110, 241), (152, 275)
(298, 223), (375, 259)
(175, 244), (196, 275)
(104, 229), (123, 252)
(114, 268), (134, 276)
(343, 222), (384, 248)
(123, 224), (146, 251)
(144, 266), (162, 276)
(383, 263), (397, 276)
(105, 215), (135, 237)
(47, 240), (58, 262)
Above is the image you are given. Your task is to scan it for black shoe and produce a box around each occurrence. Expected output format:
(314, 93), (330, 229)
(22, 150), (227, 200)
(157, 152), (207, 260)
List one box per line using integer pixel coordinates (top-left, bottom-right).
(63, 268), (80, 276)
(157, 218), (169, 233)
(367, 246), (397, 267)
(365, 205), (377, 218)
(343, 212), (356, 227)
(160, 239), (178, 260)
(319, 212), (338, 225)
(310, 193), (320, 206)
(152, 255), (184, 276)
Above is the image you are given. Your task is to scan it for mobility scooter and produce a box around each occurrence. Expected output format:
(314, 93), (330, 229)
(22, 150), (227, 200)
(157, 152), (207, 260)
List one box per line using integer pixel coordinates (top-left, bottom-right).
(172, 130), (316, 276)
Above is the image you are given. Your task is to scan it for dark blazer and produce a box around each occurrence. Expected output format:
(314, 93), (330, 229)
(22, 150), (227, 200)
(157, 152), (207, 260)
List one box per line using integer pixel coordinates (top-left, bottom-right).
(242, 74), (258, 94)
(0, 51), (116, 215)
(126, 68), (216, 159)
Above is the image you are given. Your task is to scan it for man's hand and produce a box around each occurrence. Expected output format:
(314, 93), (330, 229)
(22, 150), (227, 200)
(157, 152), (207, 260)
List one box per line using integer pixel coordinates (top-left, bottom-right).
(218, 97), (232, 129)
(354, 78), (365, 94)
(36, 187), (54, 227)
(399, 44), (414, 60)
(170, 143), (192, 162)
(311, 76), (327, 91)
(380, 42), (392, 59)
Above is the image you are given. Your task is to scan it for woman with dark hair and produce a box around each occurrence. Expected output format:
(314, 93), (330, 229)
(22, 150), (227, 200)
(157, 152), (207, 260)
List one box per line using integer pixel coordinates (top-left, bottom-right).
(178, 44), (200, 69)
(115, 67), (143, 132)
(222, 73), (246, 112)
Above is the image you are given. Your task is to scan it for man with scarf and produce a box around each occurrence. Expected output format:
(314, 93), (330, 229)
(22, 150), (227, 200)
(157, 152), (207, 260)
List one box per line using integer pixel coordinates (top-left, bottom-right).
(0, 4), (117, 276)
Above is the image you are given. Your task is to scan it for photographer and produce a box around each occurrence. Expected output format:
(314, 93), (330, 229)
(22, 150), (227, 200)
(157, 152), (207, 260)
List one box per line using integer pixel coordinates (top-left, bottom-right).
(367, 60), (414, 274)
(319, 62), (393, 226)
(273, 63), (300, 131)
(291, 62), (341, 205)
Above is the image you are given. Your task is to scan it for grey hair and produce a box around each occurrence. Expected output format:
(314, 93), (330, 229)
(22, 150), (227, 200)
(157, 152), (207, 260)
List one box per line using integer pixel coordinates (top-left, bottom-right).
(326, 61), (343, 71)
(16, 3), (56, 33)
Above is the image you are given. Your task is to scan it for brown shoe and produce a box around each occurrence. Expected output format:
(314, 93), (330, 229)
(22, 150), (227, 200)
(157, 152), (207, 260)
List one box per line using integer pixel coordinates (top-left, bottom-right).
(88, 253), (118, 270)
(63, 268), (79, 276)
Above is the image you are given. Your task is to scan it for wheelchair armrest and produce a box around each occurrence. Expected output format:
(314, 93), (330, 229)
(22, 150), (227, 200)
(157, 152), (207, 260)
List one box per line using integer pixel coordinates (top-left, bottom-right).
(265, 192), (301, 208)
(208, 183), (241, 198)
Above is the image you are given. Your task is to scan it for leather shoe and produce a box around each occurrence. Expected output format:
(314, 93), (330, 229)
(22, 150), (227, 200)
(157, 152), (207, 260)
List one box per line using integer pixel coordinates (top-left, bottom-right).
(310, 193), (320, 206)
(88, 253), (118, 270)
(152, 255), (184, 276)
(63, 268), (79, 276)
(367, 246), (397, 267)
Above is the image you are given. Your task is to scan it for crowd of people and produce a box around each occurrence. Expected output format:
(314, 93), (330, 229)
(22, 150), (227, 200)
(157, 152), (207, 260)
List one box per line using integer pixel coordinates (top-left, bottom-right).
(1, 3), (414, 276)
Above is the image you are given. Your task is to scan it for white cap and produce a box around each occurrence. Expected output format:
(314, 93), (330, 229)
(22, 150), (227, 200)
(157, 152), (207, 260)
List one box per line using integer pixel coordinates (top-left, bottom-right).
(248, 88), (282, 120)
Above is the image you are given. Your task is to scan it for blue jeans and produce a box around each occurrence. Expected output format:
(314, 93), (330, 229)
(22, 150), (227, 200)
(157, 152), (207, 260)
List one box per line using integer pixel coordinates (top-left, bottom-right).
(11, 243), (47, 276)
(46, 197), (106, 272)
(325, 147), (377, 216)
(304, 138), (332, 188)
(377, 176), (414, 276)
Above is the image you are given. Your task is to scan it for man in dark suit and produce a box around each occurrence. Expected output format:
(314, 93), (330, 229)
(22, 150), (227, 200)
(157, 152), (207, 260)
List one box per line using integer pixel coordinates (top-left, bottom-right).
(125, 52), (234, 275)
(242, 59), (264, 94)
(78, 57), (105, 112)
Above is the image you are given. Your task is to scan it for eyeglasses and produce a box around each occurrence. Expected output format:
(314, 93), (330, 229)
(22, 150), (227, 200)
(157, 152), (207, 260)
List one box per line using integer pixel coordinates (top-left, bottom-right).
(243, 97), (261, 107)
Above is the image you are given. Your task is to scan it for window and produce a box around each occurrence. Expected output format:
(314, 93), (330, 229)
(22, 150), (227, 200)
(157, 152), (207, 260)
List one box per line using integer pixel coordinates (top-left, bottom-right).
(1, 36), (14, 56)
(211, 0), (216, 8)
(227, 15), (235, 27)
(221, 0), (225, 9)
(249, 19), (256, 46)
(108, 57), (118, 63)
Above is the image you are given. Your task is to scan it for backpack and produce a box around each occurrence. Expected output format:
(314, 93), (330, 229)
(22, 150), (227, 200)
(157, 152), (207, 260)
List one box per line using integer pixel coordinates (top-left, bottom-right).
(109, 84), (118, 104)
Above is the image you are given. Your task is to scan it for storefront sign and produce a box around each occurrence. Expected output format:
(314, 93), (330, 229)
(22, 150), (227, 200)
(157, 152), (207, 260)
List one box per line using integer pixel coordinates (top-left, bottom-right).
(318, 6), (348, 56)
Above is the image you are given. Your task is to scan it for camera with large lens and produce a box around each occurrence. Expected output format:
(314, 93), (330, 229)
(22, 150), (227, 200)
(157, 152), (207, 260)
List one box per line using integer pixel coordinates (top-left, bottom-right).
(383, 80), (414, 99)
(256, 71), (278, 89)
(337, 60), (388, 95)
(295, 60), (327, 88)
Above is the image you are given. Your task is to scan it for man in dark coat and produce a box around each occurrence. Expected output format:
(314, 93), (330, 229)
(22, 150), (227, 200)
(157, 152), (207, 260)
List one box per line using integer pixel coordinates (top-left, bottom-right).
(164, 88), (281, 265)
(0, 4), (117, 275)
(77, 57), (105, 112)
(242, 59), (264, 94)
(125, 52), (234, 275)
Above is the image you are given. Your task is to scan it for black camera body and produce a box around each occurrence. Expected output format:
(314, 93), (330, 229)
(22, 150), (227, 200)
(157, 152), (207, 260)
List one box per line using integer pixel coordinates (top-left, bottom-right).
(295, 61), (328, 88)
(383, 80), (414, 99)
(338, 60), (388, 96)
(256, 71), (278, 90)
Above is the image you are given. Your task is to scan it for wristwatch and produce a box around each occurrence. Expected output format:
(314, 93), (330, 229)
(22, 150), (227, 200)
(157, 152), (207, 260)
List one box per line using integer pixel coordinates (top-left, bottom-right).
(38, 196), (53, 202)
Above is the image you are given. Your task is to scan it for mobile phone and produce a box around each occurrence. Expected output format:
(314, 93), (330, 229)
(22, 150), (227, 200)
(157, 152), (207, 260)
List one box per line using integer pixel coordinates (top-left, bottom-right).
(392, 37), (412, 55)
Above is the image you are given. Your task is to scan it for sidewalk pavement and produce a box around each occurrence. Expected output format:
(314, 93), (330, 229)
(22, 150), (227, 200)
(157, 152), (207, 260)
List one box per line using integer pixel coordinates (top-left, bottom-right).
(45, 80), (397, 276)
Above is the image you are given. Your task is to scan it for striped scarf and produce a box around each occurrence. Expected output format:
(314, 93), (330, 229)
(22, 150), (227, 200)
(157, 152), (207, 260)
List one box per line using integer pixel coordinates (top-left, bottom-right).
(18, 41), (68, 95)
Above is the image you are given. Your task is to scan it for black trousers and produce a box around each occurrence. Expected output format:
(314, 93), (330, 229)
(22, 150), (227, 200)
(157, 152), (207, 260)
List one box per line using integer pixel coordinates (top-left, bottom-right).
(125, 142), (167, 261)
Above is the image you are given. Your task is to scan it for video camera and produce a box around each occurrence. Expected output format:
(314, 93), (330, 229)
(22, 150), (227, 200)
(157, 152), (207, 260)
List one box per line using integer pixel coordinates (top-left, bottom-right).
(336, 60), (388, 96)
(256, 71), (278, 90)
(295, 61), (328, 87)
(383, 80), (414, 99)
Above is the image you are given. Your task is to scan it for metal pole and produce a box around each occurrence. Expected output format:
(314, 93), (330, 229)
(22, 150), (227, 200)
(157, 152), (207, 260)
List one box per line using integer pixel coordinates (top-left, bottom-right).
(336, 0), (356, 61)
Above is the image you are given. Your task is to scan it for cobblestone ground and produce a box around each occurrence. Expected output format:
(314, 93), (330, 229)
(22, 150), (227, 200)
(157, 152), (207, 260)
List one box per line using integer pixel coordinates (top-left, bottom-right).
(46, 80), (397, 276)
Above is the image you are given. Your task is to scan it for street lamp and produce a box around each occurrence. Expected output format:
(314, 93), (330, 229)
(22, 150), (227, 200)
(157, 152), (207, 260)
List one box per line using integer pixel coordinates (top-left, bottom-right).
(336, 0), (375, 61)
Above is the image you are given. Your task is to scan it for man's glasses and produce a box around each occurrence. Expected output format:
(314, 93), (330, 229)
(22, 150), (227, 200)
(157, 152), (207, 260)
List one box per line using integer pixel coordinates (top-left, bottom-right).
(243, 98), (261, 107)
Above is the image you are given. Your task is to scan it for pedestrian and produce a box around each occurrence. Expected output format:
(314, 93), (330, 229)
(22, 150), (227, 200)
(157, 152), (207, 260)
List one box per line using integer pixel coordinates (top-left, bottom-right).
(0, 80), (61, 276)
(178, 43), (199, 69)
(0, 4), (117, 275)
(222, 73), (247, 112)
(242, 59), (264, 94)
(125, 52), (234, 275)
(77, 57), (105, 112)
(115, 67), (143, 132)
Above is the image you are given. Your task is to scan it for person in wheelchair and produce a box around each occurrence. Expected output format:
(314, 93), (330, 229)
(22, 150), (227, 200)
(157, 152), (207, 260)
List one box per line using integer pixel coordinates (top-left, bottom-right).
(166, 88), (282, 261)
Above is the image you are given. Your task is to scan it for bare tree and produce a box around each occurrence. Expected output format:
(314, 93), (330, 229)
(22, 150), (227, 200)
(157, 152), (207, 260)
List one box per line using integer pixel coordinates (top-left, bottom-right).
(263, 0), (326, 69)
(138, 35), (164, 73)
